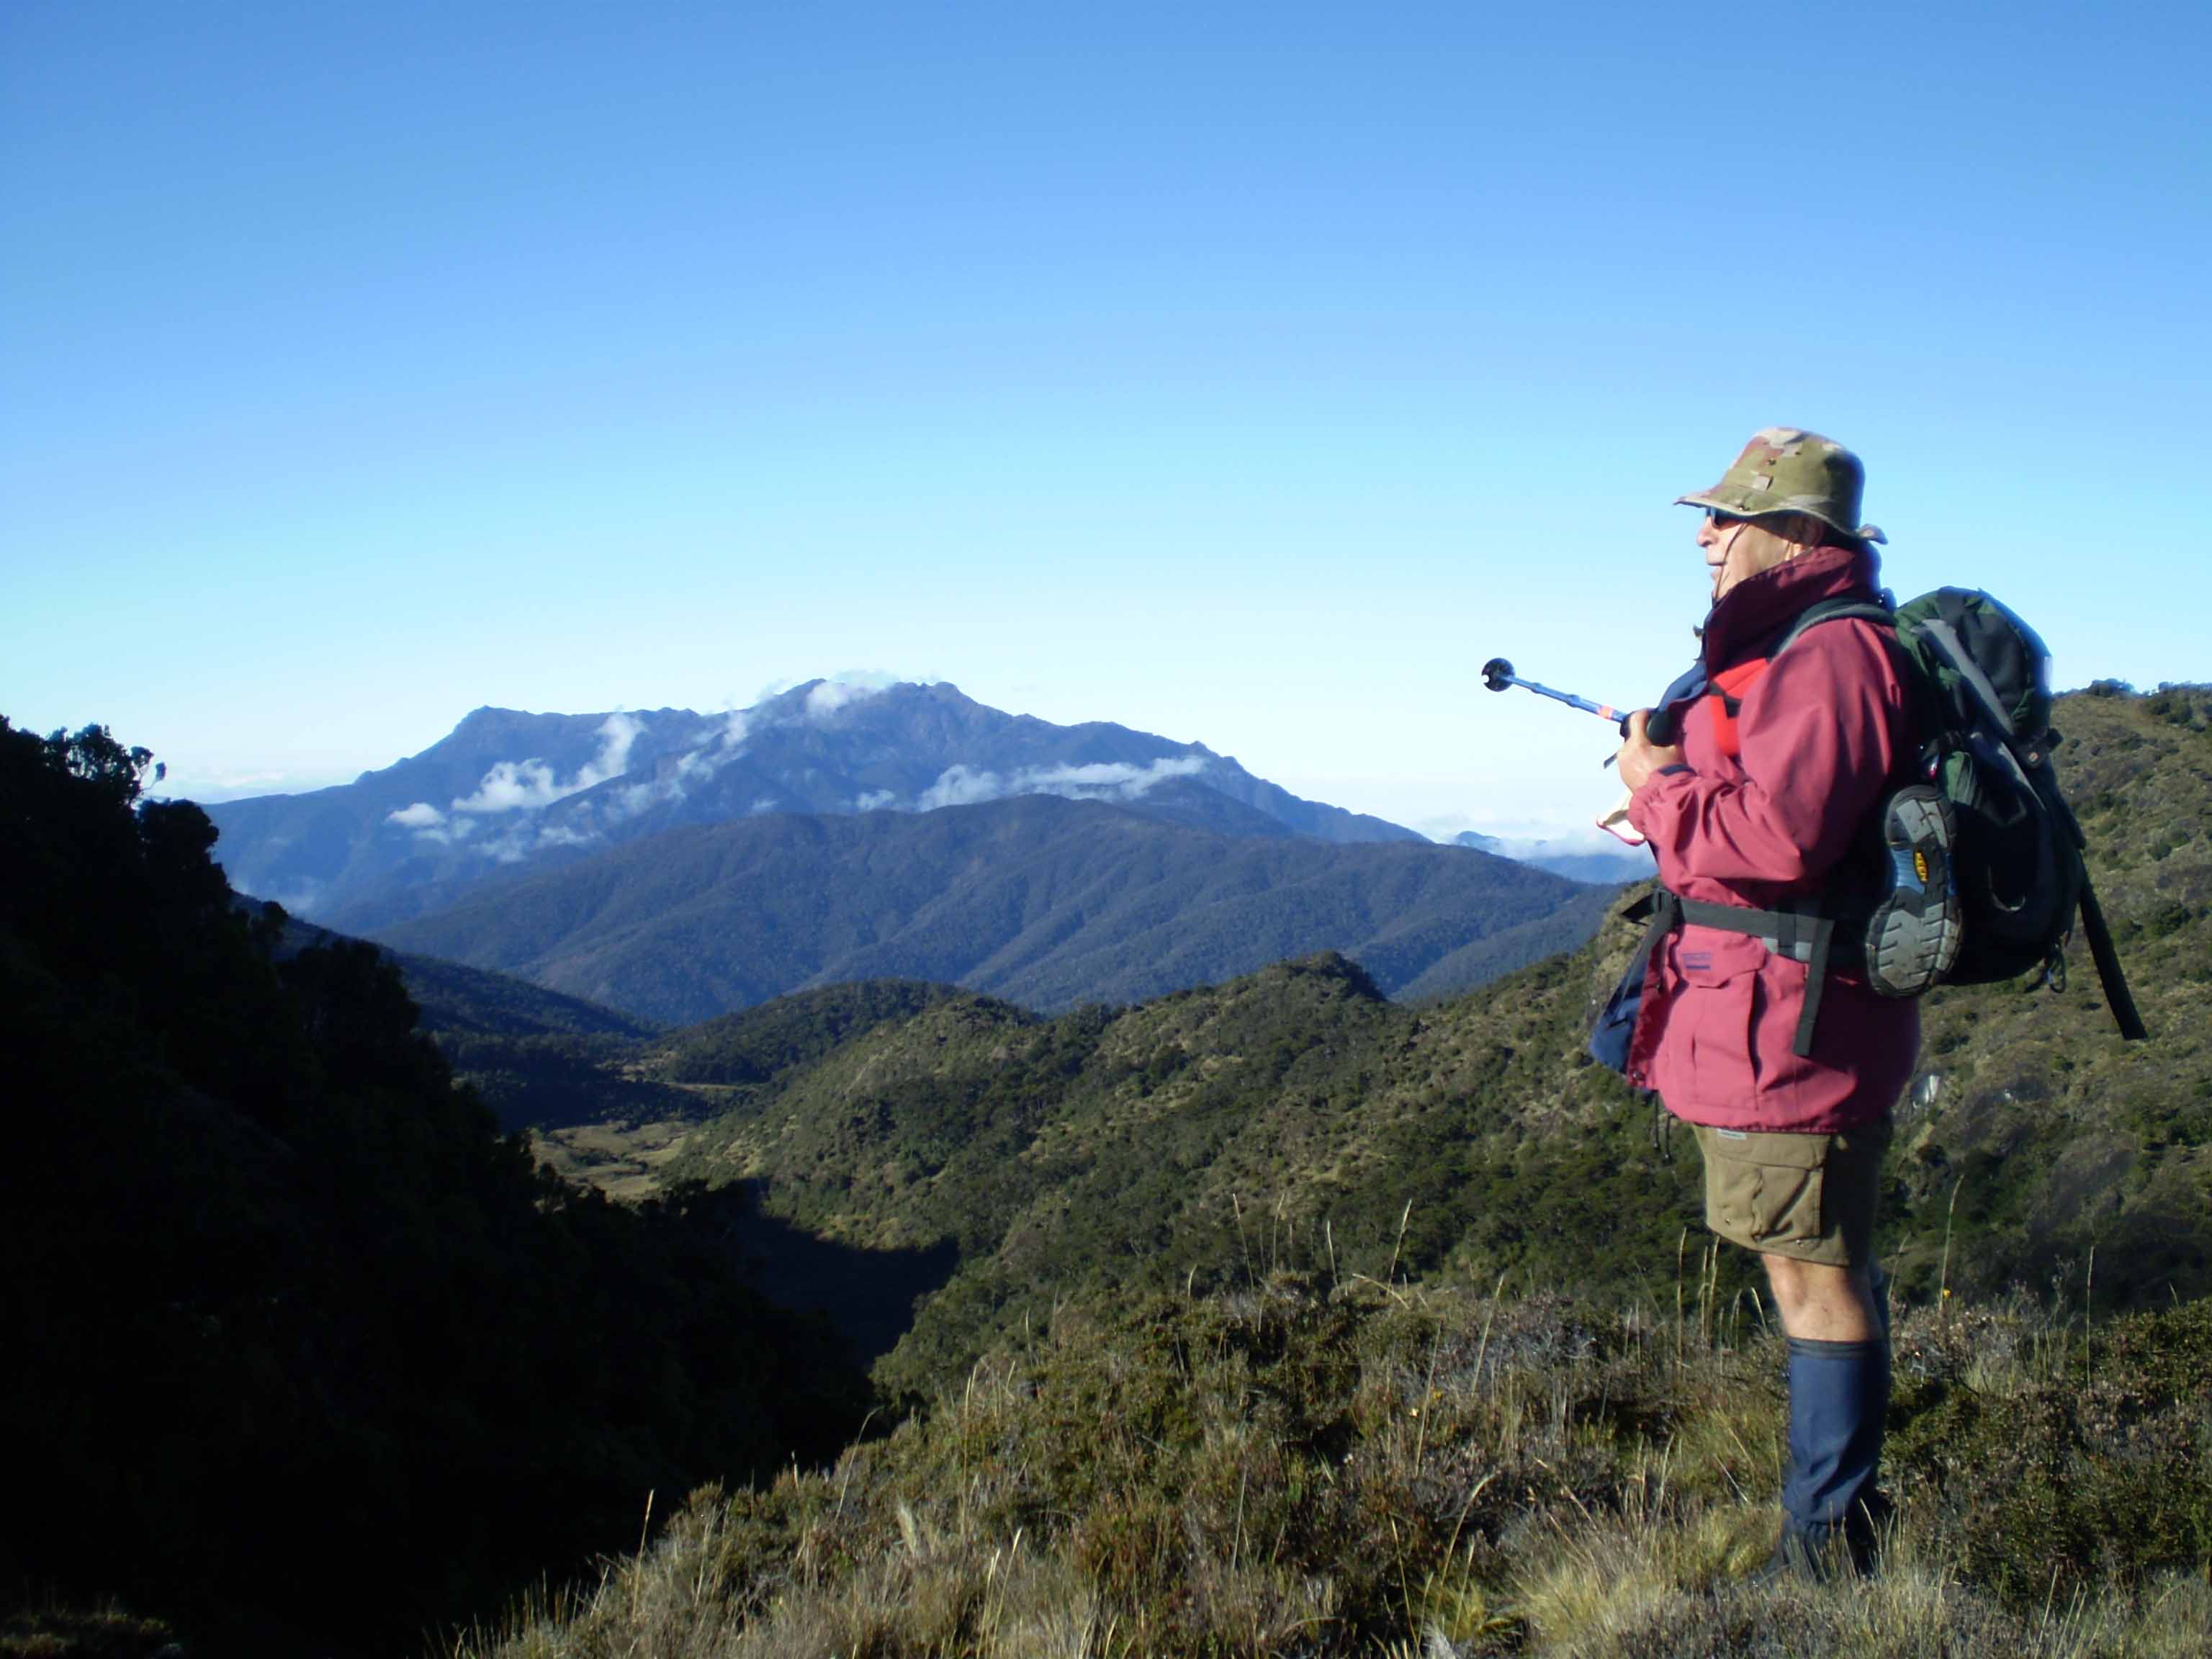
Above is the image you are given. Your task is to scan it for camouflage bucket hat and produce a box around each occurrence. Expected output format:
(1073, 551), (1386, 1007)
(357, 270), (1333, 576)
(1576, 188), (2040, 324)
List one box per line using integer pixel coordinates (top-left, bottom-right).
(1676, 427), (1887, 544)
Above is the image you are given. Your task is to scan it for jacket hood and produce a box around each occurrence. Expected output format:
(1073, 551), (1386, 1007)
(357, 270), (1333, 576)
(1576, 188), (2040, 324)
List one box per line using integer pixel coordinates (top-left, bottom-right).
(1701, 543), (1883, 670)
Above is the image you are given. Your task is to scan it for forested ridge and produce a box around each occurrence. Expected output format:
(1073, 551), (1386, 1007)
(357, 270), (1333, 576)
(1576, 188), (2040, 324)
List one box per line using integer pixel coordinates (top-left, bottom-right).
(369, 789), (1619, 1025)
(0, 719), (871, 1655)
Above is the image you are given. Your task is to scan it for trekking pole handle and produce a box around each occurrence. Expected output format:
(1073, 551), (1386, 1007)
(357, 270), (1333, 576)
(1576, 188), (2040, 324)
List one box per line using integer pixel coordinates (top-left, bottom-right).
(1479, 658), (1630, 729)
(1482, 656), (1682, 769)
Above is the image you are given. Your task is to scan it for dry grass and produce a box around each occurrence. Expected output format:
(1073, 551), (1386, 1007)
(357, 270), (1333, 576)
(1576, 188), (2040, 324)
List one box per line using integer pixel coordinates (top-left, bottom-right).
(448, 1274), (2212, 1659)
(0, 1604), (178, 1659)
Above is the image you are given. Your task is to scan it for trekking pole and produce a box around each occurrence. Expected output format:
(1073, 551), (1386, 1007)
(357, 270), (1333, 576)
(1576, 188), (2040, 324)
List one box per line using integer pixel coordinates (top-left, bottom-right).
(1480, 658), (1630, 732)
(1480, 658), (1682, 753)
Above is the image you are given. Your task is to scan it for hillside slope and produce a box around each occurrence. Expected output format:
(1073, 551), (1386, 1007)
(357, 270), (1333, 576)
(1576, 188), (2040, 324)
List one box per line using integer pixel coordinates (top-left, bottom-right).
(453, 1278), (2212, 1659)
(582, 685), (2212, 1395)
(260, 906), (661, 1038)
(374, 791), (1618, 1024)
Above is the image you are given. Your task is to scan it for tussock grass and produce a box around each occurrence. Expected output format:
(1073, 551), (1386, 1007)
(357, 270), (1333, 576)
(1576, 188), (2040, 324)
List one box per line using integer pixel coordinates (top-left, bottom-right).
(451, 1276), (2212, 1658)
(0, 1603), (178, 1659)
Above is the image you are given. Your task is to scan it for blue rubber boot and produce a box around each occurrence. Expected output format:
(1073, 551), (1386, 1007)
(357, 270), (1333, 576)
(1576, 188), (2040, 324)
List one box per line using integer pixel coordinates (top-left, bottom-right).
(1777, 1336), (1890, 1577)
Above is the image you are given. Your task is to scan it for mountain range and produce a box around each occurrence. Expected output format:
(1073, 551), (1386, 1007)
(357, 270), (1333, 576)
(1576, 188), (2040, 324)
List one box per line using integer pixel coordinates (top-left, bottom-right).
(203, 680), (1429, 932)
(202, 680), (1632, 1022)
(1452, 827), (1650, 884)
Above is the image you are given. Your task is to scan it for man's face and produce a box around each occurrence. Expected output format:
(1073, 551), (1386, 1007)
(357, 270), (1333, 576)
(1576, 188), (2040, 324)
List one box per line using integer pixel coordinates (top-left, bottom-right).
(1698, 511), (1796, 601)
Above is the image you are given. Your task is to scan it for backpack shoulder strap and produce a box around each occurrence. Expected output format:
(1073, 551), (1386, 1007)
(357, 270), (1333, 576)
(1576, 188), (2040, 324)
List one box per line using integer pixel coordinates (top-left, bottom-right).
(1769, 595), (1925, 756)
(1771, 597), (1897, 658)
(1711, 598), (1896, 716)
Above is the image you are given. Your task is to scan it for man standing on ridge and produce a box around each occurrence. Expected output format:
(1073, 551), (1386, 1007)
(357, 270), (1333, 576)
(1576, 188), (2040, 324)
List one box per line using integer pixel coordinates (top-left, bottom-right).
(1613, 427), (1915, 1576)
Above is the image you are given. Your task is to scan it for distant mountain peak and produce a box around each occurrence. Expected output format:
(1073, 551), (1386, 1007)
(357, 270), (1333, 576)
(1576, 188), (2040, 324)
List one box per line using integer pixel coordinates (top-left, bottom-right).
(203, 680), (1426, 927)
(1451, 829), (1650, 886)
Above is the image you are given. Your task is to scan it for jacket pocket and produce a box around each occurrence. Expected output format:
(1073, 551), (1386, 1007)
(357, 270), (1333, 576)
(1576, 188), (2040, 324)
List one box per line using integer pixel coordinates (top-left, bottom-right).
(1665, 930), (1768, 1105)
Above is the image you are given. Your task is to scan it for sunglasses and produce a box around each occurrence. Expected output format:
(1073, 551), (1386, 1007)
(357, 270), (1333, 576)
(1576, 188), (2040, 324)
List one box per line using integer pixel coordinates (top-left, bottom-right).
(1704, 509), (1745, 527)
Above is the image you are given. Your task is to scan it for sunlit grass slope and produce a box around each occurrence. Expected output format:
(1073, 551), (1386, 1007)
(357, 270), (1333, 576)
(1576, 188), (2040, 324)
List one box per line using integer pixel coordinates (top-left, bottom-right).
(455, 1274), (2212, 1658)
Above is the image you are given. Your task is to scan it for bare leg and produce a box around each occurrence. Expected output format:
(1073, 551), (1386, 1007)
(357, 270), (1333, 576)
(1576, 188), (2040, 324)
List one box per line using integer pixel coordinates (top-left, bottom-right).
(1761, 1254), (1880, 1342)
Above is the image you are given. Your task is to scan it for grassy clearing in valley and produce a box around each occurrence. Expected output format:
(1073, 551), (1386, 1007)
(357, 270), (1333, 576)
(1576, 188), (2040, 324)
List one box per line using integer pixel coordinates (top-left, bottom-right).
(529, 1115), (698, 1199)
(449, 1272), (2212, 1658)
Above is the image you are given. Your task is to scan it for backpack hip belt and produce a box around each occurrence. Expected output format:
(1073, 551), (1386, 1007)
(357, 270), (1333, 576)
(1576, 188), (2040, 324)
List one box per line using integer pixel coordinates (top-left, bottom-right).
(1617, 888), (1859, 1060)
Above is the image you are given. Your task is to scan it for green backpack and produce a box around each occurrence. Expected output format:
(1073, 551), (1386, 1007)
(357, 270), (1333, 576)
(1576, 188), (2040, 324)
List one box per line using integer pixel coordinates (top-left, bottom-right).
(1782, 587), (2146, 1035)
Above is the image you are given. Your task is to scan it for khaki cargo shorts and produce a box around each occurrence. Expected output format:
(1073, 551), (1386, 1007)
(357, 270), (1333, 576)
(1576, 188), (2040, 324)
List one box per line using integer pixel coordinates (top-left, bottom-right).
(1691, 1122), (1891, 1267)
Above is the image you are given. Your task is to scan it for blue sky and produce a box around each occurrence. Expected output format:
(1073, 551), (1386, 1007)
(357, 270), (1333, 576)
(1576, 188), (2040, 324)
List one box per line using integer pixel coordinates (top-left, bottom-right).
(6, 1), (2208, 842)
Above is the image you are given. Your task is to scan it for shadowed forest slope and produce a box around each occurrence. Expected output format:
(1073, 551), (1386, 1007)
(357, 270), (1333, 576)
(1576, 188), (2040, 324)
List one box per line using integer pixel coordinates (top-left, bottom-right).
(0, 718), (874, 1656)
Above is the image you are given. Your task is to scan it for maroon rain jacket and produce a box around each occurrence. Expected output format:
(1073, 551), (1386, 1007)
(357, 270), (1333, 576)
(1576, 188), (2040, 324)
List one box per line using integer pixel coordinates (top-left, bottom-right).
(1624, 544), (1920, 1133)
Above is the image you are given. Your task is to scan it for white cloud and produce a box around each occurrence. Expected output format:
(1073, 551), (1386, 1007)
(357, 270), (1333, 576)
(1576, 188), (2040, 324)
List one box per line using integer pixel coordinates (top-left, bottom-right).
(1030, 757), (1208, 794)
(713, 673), (930, 745)
(450, 712), (644, 815)
(854, 788), (899, 811)
(914, 755), (1210, 811)
(590, 712), (642, 780)
(452, 758), (565, 814)
(388, 797), (457, 845)
(472, 818), (598, 864)
(749, 797), (781, 814)
(261, 878), (325, 916)
(617, 780), (668, 817)
(799, 670), (935, 724)
(804, 680), (887, 721)
(915, 765), (1004, 810)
